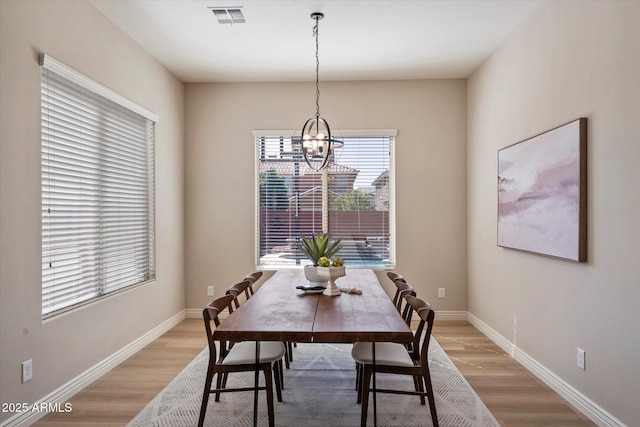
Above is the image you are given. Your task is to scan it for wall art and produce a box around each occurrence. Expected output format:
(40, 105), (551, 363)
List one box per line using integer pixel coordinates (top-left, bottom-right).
(498, 118), (587, 262)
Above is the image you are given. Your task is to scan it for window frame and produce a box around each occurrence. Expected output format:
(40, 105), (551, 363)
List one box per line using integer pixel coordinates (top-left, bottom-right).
(254, 129), (396, 270)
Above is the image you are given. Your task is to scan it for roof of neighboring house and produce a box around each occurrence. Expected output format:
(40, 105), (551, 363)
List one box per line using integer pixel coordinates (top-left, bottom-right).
(260, 160), (359, 177)
(372, 170), (389, 187)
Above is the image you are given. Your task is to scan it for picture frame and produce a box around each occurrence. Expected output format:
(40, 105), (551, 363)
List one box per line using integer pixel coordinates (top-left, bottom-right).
(498, 118), (587, 262)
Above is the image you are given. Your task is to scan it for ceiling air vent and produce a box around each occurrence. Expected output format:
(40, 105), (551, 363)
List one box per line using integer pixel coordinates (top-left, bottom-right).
(210, 7), (246, 24)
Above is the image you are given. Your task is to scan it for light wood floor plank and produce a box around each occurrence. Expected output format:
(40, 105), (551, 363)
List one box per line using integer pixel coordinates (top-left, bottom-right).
(34, 319), (595, 426)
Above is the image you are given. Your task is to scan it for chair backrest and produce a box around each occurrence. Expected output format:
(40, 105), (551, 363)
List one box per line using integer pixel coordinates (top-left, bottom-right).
(387, 272), (405, 284)
(243, 271), (263, 295)
(202, 294), (235, 360)
(404, 295), (435, 366)
(244, 271), (263, 284)
(394, 281), (415, 314)
(388, 273), (406, 305)
(226, 280), (252, 309)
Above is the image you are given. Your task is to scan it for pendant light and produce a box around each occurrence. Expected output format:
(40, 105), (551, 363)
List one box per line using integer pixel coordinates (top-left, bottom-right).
(294, 12), (343, 171)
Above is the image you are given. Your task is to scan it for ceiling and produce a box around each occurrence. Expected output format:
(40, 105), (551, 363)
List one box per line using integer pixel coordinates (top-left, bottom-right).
(89, 0), (541, 83)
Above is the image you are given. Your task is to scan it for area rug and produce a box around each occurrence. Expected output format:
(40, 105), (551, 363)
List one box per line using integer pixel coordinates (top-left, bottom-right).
(128, 339), (499, 427)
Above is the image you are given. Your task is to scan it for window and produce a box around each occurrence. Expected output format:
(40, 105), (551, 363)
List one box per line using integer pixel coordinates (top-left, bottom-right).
(41, 55), (157, 318)
(255, 130), (396, 269)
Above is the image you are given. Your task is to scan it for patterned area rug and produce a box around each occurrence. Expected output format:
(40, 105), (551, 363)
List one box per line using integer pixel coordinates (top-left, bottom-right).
(128, 339), (499, 427)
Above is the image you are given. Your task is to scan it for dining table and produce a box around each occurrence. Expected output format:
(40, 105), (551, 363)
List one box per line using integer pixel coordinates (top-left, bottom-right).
(212, 268), (413, 426)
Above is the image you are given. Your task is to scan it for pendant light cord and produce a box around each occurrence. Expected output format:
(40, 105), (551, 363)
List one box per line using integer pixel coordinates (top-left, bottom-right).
(314, 17), (320, 120)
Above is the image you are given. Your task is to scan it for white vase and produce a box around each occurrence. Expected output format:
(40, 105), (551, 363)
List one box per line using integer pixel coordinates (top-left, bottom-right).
(304, 265), (329, 288)
(317, 266), (346, 297)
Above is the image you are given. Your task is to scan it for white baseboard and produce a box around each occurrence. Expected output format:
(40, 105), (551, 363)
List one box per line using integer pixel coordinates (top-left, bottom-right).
(186, 308), (231, 320)
(467, 313), (625, 427)
(1, 310), (186, 427)
(434, 310), (468, 321)
(185, 308), (202, 318)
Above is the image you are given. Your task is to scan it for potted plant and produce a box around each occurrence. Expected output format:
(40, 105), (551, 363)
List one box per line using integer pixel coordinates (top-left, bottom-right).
(296, 233), (345, 296)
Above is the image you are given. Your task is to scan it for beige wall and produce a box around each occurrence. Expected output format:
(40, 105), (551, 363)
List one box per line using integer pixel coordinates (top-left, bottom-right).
(0, 1), (184, 422)
(467, 1), (639, 425)
(184, 80), (468, 310)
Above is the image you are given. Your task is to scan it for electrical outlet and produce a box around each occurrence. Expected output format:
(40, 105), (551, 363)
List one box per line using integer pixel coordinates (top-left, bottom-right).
(438, 288), (445, 298)
(577, 348), (585, 370)
(207, 286), (214, 296)
(22, 359), (32, 383)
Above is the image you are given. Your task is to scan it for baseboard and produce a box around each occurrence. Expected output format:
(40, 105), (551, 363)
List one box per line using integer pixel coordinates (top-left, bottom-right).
(1, 310), (187, 427)
(467, 313), (625, 427)
(434, 310), (468, 321)
(185, 308), (202, 318)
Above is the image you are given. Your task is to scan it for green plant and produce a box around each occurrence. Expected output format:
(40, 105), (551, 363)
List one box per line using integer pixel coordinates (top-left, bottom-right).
(296, 233), (342, 266)
(331, 257), (344, 267)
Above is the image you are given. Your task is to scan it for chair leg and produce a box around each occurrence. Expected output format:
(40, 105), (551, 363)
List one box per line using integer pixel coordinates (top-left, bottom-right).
(360, 365), (373, 427)
(273, 361), (283, 402)
(284, 342), (291, 369)
(215, 371), (223, 402)
(198, 367), (215, 427)
(263, 366), (275, 427)
(413, 375), (426, 405)
(356, 364), (363, 403)
(221, 372), (229, 388)
(424, 369), (439, 427)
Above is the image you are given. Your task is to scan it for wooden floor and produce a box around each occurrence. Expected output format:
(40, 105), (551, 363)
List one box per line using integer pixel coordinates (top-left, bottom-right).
(34, 319), (595, 426)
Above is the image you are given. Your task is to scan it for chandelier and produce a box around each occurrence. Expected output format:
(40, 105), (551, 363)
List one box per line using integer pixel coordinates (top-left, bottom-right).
(294, 12), (343, 171)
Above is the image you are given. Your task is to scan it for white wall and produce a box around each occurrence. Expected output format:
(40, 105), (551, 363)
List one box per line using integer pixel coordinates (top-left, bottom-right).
(467, 1), (639, 425)
(184, 80), (468, 311)
(0, 1), (184, 423)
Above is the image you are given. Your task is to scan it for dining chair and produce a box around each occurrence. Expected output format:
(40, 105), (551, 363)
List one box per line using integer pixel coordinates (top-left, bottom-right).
(351, 294), (438, 427)
(243, 271), (298, 363)
(353, 286), (415, 391)
(387, 271), (405, 284)
(243, 271), (263, 296)
(242, 271), (297, 367)
(387, 272), (406, 307)
(227, 280), (291, 370)
(394, 281), (416, 326)
(226, 280), (252, 309)
(198, 294), (285, 427)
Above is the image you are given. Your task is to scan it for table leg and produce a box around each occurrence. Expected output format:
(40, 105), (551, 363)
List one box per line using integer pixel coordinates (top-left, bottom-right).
(254, 341), (260, 427)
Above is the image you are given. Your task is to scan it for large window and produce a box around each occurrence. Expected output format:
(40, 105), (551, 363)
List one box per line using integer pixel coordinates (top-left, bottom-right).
(41, 55), (157, 318)
(255, 130), (396, 269)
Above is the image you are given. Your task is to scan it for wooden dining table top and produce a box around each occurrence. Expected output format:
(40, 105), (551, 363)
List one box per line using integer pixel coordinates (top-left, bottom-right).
(213, 268), (413, 344)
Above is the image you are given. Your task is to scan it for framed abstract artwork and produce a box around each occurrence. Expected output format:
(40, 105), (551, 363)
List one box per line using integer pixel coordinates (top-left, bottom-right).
(498, 118), (587, 262)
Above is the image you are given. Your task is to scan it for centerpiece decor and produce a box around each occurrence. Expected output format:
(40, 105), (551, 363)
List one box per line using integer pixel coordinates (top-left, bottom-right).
(296, 233), (345, 296)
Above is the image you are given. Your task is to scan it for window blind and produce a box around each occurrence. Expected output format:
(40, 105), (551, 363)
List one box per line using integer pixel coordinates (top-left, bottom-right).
(41, 55), (156, 318)
(256, 132), (395, 269)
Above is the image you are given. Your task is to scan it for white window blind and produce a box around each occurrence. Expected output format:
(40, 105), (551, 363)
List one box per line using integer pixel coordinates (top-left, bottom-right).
(255, 131), (395, 269)
(41, 55), (156, 318)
